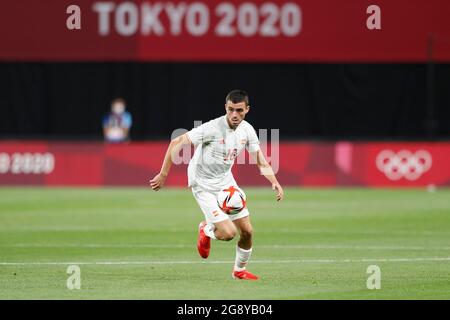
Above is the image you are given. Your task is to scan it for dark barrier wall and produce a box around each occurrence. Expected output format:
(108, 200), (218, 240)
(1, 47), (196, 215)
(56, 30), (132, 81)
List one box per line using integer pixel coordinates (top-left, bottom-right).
(1, 63), (450, 140)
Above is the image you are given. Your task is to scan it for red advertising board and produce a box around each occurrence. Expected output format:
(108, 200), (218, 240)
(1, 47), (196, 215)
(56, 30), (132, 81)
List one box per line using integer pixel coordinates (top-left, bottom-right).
(1, 141), (449, 187)
(0, 0), (449, 62)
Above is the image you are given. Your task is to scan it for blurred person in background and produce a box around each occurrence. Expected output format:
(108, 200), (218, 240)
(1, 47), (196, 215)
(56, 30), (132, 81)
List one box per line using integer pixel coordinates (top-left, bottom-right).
(102, 98), (132, 143)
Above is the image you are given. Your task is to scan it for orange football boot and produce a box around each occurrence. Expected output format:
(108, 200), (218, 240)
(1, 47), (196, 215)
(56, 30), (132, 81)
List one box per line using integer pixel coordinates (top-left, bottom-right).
(232, 269), (259, 280)
(197, 221), (211, 259)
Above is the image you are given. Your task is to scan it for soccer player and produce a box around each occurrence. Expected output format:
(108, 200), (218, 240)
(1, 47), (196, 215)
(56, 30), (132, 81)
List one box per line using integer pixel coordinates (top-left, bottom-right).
(150, 89), (284, 280)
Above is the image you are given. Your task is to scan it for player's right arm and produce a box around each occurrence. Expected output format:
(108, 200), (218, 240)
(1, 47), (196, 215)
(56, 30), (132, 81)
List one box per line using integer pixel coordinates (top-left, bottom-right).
(149, 133), (192, 191)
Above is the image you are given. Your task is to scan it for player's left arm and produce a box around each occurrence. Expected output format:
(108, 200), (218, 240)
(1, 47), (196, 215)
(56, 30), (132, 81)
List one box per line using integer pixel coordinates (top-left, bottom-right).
(249, 149), (284, 201)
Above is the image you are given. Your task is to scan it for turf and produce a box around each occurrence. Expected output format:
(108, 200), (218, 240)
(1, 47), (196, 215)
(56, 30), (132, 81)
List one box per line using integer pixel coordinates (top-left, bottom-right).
(0, 187), (449, 299)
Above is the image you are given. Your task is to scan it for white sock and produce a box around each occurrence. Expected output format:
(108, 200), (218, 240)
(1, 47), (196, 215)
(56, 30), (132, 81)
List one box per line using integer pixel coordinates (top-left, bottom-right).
(203, 223), (217, 240)
(234, 246), (252, 271)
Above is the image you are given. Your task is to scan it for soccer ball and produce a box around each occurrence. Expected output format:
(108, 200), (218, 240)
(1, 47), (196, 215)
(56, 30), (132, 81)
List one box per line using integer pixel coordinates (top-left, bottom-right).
(217, 186), (246, 215)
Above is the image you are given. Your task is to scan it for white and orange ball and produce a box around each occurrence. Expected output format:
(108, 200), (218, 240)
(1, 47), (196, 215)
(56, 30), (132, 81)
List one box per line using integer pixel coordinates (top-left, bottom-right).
(217, 186), (247, 215)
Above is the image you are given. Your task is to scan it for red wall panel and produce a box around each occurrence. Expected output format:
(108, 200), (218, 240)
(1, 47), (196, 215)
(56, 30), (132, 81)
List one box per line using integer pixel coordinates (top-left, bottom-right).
(1, 141), (449, 187)
(1, 1), (449, 62)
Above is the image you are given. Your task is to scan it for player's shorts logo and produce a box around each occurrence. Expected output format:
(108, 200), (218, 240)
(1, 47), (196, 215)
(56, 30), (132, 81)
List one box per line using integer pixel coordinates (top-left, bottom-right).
(376, 149), (432, 181)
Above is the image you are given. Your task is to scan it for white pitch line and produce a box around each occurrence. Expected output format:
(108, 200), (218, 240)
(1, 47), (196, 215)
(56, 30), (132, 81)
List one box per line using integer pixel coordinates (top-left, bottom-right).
(2, 228), (449, 237)
(2, 244), (450, 250)
(1, 257), (450, 266)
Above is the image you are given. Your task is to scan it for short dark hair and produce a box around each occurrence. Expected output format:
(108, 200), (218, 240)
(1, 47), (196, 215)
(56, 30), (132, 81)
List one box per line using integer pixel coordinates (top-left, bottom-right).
(225, 89), (249, 106)
(111, 98), (126, 105)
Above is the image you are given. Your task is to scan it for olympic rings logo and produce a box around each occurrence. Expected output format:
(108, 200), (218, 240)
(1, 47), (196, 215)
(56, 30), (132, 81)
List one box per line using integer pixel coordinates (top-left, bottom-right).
(376, 150), (432, 181)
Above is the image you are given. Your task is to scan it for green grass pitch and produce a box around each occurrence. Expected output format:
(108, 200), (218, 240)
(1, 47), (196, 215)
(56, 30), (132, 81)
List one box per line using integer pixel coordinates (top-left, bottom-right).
(0, 187), (449, 299)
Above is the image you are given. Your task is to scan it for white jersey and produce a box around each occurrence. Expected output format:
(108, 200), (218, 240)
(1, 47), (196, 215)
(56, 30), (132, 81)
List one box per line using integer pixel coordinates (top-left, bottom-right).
(186, 115), (260, 192)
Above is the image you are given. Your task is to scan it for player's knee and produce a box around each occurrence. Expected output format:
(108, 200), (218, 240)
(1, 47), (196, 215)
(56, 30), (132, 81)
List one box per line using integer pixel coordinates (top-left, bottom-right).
(222, 230), (236, 241)
(218, 227), (237, 241)
(240, 228), (253, 241)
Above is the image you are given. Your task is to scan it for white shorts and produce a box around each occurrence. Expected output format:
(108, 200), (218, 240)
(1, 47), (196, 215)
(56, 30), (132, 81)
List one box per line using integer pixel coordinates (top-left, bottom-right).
(191, 185), (250, 224)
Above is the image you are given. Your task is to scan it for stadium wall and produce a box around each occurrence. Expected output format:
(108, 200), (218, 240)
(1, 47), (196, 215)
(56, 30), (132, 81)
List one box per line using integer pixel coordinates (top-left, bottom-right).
(0, 141), (449, 187)
(1, 0), (450, 62)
